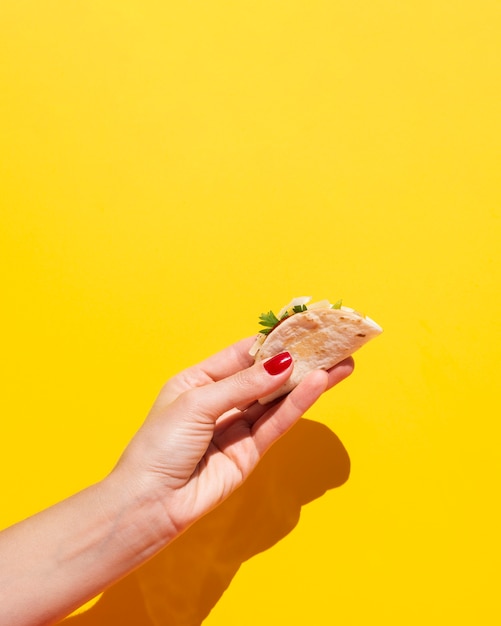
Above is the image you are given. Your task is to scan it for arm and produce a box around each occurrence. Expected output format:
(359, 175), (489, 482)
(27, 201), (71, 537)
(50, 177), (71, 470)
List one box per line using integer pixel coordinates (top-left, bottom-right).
(0, 338), (353, 626)
(0, 473), (168, 625)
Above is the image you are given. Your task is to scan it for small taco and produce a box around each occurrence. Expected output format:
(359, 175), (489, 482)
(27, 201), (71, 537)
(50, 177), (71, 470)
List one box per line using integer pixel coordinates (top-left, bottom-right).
(250, 297), (382, 404)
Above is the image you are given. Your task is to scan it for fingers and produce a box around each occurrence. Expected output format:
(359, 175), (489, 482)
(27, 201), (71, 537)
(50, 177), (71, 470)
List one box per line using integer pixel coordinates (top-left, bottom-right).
(325, 356), (355, 390)
(173, 351), (294, 423)
(241, 356), (355, 427)
(157, 337), (258, 406)
(158, 336), (354, 432)
(249, 358), (354, 455)
(190, 337), (257, 381)
(248, 369), (330, 455)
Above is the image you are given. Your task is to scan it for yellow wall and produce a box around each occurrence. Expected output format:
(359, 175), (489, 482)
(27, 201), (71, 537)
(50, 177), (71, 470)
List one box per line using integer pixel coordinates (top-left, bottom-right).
(1, 1), (500, 624)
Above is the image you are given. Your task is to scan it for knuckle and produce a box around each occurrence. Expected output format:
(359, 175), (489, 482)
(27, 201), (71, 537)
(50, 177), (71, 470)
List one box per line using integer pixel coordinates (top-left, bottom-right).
(231, 367), (256, 392)
(177, 387), (201, 411)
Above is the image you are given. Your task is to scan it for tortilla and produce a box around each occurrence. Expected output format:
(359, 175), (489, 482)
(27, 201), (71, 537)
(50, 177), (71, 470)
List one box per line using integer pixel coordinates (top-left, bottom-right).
(253, 307), (382, 404)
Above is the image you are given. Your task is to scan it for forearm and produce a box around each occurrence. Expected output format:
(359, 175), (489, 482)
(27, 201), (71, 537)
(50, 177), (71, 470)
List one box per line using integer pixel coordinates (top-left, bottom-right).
(0, 471), (174, 626)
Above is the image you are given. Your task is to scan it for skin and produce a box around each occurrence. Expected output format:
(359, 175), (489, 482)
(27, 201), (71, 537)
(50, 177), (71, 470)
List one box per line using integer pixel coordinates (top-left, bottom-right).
(0, 337), (354, 626)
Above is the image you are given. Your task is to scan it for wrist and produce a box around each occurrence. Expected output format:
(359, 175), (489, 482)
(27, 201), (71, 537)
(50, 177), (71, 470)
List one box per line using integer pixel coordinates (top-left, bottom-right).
(0, 468), (180, 626)
(102, 466), (179, 561)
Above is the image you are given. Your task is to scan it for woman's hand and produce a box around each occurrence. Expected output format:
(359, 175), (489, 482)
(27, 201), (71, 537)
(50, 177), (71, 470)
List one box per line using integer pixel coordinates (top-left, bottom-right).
(115, 337), (354, 537)
(0, 337), (353, 626)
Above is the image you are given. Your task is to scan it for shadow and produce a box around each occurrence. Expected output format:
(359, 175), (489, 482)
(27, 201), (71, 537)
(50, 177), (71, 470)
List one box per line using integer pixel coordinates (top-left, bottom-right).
(63, 417), (350, 626)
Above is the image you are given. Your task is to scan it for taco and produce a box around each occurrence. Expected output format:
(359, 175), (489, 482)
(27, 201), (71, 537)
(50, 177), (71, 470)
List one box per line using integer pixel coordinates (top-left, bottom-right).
(251, 297), (382, 404)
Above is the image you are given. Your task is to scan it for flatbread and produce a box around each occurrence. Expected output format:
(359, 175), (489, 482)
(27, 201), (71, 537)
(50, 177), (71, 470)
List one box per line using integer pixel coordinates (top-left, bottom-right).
(254, 307), (382, 404)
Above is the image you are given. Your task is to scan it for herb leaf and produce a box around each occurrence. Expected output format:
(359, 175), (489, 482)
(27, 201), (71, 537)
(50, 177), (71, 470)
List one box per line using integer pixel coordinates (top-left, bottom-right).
(258, 310), (281, 335)
(258, 299), (341, 336)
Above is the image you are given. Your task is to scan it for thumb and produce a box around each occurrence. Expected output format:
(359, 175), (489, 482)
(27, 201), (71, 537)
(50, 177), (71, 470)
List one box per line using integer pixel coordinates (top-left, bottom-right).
(176, 351), (293, 421)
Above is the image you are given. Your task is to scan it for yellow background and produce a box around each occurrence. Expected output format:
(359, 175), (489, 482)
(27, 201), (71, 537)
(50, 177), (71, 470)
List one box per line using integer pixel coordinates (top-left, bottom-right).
(1, 1), (500, 624)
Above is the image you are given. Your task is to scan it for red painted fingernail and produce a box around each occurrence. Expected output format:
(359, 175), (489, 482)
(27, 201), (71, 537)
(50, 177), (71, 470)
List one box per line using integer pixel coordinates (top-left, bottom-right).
(263, 351), (293, 375)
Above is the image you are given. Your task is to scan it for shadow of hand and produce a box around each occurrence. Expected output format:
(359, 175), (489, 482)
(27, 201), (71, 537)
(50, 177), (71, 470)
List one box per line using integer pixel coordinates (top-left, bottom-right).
(63, 417), (350, 626)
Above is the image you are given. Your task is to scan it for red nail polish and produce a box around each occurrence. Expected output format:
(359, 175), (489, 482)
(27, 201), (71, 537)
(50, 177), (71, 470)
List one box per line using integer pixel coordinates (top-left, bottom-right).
(263, 351), (293, 375)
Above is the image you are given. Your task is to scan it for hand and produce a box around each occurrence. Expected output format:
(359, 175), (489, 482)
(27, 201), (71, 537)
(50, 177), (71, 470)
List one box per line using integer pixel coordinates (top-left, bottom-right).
(115, 337), (354, 537)
(0, 337), (353, 626)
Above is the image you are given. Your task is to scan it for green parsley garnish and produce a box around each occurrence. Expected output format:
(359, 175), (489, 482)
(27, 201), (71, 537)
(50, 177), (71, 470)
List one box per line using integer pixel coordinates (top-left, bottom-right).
(258, 299), (342, 336)
(258, 310), (281, 335)
(258, 304), (309, 335)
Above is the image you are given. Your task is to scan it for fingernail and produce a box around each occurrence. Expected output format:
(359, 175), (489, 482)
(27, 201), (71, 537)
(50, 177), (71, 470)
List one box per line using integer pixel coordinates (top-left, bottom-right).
(263, 351), (293, 375)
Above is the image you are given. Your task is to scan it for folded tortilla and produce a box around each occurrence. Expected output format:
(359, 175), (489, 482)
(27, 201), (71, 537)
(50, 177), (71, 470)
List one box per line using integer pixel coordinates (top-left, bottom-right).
(253, 306), (382, 404)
